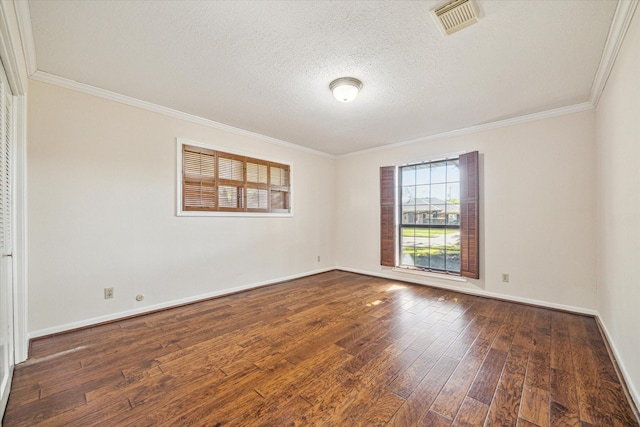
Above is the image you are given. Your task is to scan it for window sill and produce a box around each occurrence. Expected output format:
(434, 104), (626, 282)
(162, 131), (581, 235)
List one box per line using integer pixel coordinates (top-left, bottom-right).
(392, 267), (467, 283)
(177, 211), (293, 218)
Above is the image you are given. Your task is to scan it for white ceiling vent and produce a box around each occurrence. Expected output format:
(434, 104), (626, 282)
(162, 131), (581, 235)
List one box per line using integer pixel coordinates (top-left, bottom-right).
(431, 0), (480, 36)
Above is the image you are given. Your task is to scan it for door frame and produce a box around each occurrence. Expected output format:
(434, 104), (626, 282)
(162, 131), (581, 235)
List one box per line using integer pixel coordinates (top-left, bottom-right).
(0, 0), (28, 417)
(0, 0), (30, 366)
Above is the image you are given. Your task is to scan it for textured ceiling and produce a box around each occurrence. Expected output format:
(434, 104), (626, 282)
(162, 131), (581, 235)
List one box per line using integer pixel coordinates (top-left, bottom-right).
(27, 0), (618, 155)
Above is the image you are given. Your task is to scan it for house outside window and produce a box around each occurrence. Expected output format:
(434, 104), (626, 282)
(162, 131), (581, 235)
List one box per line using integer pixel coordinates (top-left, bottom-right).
(399, 158), (461, 274)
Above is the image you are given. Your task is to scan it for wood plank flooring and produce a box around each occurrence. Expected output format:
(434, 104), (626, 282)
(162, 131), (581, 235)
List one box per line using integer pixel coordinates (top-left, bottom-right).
(3, 271), (638, 426)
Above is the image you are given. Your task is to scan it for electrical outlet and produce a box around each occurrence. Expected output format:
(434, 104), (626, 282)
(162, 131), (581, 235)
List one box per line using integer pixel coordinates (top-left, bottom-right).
(317, 255), (321, 262)
(501, 273), (510, 283)
(104, 287), (114, 299)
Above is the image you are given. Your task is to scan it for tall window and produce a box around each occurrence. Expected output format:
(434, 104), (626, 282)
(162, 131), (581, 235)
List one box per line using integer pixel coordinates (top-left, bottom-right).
(380, 151), (479, 278)
(180, 143), (291, 214)
(400, 158), (461, 274)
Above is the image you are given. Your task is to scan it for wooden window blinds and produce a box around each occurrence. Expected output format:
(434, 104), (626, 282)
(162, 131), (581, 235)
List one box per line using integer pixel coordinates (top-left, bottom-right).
(459, 151), (479, 278)
(182, 144), (291, 214)
(380, 166), (396, 267)
(380, 151), (479, 278)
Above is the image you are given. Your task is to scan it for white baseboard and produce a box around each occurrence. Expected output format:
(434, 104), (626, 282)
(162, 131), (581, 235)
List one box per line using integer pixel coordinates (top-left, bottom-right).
(26, 265), (638, 418)
(1, 366), (13, 424)
(27, 267), (335, 340)
(335, 266), (598, 316)
(336, 266), (639, 414)
(594, 313), (640, 418)
(28, 265), (598, 340)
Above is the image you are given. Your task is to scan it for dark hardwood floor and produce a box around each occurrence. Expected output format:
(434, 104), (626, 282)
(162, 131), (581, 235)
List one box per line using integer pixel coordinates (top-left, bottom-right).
(3, 271), (638, 426)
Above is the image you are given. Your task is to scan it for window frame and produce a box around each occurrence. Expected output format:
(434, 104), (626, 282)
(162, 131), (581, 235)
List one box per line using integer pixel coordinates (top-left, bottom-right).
(398, 157), (462, 275)
(176, 138), (294, 217)
(380, 150), (479, 279)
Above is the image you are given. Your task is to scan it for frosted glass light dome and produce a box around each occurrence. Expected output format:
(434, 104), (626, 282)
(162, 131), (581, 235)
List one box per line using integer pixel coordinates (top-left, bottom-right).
(329, 77), (362, 103)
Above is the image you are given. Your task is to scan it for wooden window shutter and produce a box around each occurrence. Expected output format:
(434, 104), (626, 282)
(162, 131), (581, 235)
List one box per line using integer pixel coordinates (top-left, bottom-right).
(459, 151), (479, 278)
(246, 159), (269, 211)
(183, 145), (216, 210)
(380, 166), (396, 267)
(217, 152), (245, 211)
(181, 142), (291, 214)
(269, 164), (290, 212)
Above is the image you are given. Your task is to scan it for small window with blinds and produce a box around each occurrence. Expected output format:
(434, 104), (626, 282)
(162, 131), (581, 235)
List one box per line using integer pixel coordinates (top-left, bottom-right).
(178, 140), (292, 216)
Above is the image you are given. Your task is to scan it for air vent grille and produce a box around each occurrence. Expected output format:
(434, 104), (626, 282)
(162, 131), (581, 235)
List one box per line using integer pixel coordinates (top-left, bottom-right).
(432, 0), (480, 36)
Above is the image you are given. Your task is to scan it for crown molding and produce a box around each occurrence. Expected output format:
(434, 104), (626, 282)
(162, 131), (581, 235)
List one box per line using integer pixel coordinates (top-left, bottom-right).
(18, 0), (637, 158)
(31, 65), (597, 160)
(339, 101), (594, 157)
(30, 71), (335, 159)
(589, 0), (639, 107)
(343, 0), (638, 160)
(0, 1), (27, 94)
(14, 0), (37, 76)
(13, 0), (334, 159)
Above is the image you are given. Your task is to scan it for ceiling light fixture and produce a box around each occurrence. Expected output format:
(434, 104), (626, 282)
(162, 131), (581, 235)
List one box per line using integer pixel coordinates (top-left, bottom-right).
(329, 77), (362, 103)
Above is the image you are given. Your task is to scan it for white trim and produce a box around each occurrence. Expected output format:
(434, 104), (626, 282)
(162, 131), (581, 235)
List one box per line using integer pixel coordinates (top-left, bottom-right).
(0, 1), (26, 95)
(595, 313), (640, 418)
(25, 265), (639, 416)
(339, 102), (594, 157)
(588, 2), (640, 414)
(177, 211), (294, 218)
(178, 138), (293, 171)
(12, 95), (27, 363)
(176, 211), (293, 218)
(0, 366), (13, 421)
(25, 264), (600, 337)
(589, 0), (639, 107)
(13, 0), (36, 76)
(392, 267), (468, 283)
(0, 4), (29, 418)
(27, 68), (597, 160)
(28, 267), (335, 339)
(336, 266), (599, 316)
(29, 70), (335, 159)
(13, 1), (636, 160)
(396, 150), (467, 168)
(337, 0), (637, 159)
(175, 138), (295, 218)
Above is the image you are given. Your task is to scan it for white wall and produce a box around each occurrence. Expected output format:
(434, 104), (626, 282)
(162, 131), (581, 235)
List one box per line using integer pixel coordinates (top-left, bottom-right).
(22, 14), (639, 407)
(335, 110), (598, 311)
(27, 80), (335, 335)
(595, 8), (640, 404)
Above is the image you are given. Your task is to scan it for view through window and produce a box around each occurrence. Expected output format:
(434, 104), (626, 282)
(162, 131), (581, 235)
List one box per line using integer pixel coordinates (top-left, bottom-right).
(399, 158), (461, 274)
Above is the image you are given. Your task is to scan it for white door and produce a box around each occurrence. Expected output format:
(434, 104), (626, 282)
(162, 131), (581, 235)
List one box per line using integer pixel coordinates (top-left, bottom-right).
(0, 59), (15, 417)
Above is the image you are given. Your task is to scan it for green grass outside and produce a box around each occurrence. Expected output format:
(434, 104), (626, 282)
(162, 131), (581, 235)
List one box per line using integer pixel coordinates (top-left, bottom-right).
(401, 227), (459, 238)
(402, 246), (460, 256)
